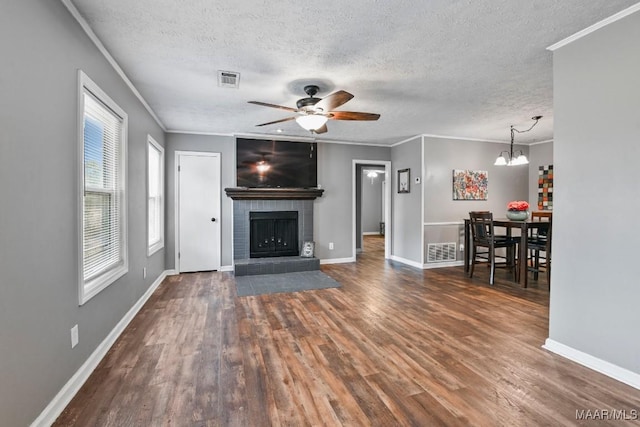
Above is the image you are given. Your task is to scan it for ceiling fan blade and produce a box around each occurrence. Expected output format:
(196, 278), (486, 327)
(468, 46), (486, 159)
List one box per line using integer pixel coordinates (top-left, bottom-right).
(255, 116), (297, 127)
(329, 111), (380, 121)
(313, 124), (328, 134)
(248, 101), (298, 112)
(314, 90), (354, 112)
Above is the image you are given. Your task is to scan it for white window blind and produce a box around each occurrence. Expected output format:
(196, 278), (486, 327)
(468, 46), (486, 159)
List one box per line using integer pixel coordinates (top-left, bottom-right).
(147, 136), (164, 255)
(78, 70), (128, 304)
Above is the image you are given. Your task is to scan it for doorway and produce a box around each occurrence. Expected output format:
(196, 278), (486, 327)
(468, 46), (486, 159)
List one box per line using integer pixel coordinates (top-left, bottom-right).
(352, 160), (391, 260)
(175, 151), (221, 272)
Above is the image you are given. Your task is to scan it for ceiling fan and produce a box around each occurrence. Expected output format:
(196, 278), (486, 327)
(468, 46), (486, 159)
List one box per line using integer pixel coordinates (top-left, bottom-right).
(248, 85), (380, 134)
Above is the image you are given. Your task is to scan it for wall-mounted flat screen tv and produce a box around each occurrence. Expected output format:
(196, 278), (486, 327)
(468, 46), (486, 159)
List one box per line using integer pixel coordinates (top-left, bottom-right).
(236, 138), (318, 188)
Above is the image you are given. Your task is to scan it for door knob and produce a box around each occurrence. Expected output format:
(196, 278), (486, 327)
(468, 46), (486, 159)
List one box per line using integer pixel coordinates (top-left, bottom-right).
(211, 218), (216, 222)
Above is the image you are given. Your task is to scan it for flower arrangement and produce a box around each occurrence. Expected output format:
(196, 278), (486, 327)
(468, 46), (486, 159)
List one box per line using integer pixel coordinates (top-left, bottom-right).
(507, 200), (529, 212)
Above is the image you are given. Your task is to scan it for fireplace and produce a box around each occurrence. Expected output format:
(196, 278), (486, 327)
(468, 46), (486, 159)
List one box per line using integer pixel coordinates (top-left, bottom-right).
(228, 193), (321, 275)
(250, 211), (299, 258)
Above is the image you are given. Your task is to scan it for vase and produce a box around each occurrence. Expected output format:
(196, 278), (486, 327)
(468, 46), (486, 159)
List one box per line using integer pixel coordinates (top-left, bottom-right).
(506, 210), (529, 221)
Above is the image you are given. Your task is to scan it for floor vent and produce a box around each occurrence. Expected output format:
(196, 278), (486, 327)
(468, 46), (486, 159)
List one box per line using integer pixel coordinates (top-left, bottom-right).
(218, 70), (240, 88)
(427, 243), (457, 263)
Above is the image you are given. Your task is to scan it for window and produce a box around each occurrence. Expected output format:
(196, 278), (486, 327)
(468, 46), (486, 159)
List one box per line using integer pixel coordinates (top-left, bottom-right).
(147, 135), (164, 255)
(78, 71), (128, 304)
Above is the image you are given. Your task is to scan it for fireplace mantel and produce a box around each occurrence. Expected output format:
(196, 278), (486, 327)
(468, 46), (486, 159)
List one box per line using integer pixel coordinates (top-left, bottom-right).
(225, 187), (324, 200)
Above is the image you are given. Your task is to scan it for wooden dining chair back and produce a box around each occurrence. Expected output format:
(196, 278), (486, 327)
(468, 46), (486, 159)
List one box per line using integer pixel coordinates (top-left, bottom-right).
(468, 211), (518, 285)
(530, 211), (552, 238)
(528, 211), (552, 285)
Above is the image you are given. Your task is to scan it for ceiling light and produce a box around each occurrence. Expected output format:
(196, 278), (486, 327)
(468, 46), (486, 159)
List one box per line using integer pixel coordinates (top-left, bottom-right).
(295, 114), (328, 131)
(494, 115), (542, 166)
(367, 171), (378, 178)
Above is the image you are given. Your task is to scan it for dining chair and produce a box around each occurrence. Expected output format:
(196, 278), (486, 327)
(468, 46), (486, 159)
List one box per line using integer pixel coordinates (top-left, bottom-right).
(528, 211), (552, 285)
(468, 211), (518, 285)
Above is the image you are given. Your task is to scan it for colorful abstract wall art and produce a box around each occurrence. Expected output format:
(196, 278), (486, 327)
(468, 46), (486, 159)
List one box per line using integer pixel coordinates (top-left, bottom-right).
(452, 169), (488, 200)
(538, 165), (553, 210)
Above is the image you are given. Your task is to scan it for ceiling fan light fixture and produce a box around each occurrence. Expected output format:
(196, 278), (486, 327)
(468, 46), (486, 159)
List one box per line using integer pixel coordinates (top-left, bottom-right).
(296, 114), (328, 131)
(249, 86), (379, 134)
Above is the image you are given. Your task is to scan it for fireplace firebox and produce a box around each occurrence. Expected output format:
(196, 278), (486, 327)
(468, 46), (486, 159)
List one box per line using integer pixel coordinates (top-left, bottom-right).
(249, 211), (298, 258)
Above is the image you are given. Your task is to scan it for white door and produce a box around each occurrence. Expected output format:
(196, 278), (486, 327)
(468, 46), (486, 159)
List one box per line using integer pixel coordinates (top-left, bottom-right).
(177, 152), (221, 272)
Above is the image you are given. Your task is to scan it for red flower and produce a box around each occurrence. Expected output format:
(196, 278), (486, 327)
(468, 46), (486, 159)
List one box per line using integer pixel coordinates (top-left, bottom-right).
(507, 201), (529, 211)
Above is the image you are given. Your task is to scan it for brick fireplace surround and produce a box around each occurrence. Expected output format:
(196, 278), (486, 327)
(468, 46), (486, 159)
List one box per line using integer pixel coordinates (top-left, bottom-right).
(225, 188), (324, 275)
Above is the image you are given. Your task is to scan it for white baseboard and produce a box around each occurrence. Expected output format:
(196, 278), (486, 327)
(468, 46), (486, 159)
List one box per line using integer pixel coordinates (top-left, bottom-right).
(362, 231), (382, 236)
(543, 338), (640, 390)
(165, 269), (178, 276)
(389, 255), (425, 269)
(320, 257), (356, 265)
(31, 270), (171, 427)
(423, 260), (465, 269)
(219, 265), (234, 272)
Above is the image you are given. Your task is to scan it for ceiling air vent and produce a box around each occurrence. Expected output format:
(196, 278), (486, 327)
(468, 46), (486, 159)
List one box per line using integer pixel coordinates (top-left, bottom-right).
(218, 70), (240, 88)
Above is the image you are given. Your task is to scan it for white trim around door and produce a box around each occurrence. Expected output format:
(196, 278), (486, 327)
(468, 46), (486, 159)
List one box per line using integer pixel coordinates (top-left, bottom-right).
(174, 151), (221, 273)
(352, 159), (392, 260)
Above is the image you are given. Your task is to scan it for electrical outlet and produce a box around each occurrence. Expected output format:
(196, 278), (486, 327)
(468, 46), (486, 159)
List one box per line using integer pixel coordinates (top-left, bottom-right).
(329, 242), (334, 250)
(459, 243), (464, 252)
(71, 325), (79, 348)
(143, 267), (147, 279)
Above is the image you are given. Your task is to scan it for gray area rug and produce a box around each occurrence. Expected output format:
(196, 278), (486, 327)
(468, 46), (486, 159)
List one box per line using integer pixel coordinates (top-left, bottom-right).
(235, 271), (341, 297)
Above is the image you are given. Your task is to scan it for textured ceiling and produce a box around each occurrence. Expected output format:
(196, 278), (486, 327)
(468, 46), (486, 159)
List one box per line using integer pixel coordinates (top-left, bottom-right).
(69, 0), (637, 145)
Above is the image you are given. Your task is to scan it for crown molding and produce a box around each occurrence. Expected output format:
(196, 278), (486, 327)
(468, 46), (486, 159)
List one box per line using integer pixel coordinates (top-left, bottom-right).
(166, 129), (235, 137)
(61, 0), (166, 131)
(547, 3), (640, 51)
(390, 135), (422, 147)
(166, 130), (392, 147)
(422, 133), (505, 144)
(529, 139), (554, 146)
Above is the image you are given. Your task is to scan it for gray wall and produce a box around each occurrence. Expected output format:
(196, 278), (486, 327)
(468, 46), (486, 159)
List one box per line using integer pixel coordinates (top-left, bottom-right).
(423, 137), (530, 222)
(528, 142), (554, 208)
(315, 143), (391, 260)
(165, 133), (235, 269)
(163, 137), (390, 264)
(550, 11), (640, 375)
(0, 2), (166, 425)
(422, 136), (529, 262)
(391, 137), (423, 263)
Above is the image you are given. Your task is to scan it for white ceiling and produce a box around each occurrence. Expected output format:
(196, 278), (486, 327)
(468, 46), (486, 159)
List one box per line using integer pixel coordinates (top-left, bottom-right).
(69, 0), (638, 145)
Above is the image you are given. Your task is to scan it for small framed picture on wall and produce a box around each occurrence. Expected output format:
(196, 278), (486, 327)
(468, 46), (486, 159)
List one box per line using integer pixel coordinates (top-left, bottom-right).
(398, 168), (410, 193)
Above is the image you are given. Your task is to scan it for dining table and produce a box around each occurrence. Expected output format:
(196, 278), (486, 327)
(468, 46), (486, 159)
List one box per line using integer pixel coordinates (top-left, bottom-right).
(463, 218), (548, 288)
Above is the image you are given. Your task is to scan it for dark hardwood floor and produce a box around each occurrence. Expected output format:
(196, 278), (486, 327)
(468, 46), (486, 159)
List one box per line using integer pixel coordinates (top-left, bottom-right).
(54, 235), (640, 426)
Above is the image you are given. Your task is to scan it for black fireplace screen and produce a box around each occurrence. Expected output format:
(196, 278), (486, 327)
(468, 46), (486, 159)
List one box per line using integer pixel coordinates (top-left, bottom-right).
(249, 211), (298, 258)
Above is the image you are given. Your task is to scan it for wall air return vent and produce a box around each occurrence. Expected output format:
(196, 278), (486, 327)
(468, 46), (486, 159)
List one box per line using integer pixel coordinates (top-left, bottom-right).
(427, 243), (457, 263)
(218, 70), (240, 88)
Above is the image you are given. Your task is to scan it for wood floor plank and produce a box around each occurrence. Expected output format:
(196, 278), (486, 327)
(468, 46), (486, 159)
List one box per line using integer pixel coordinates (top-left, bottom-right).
(54, 236), (640, 426)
